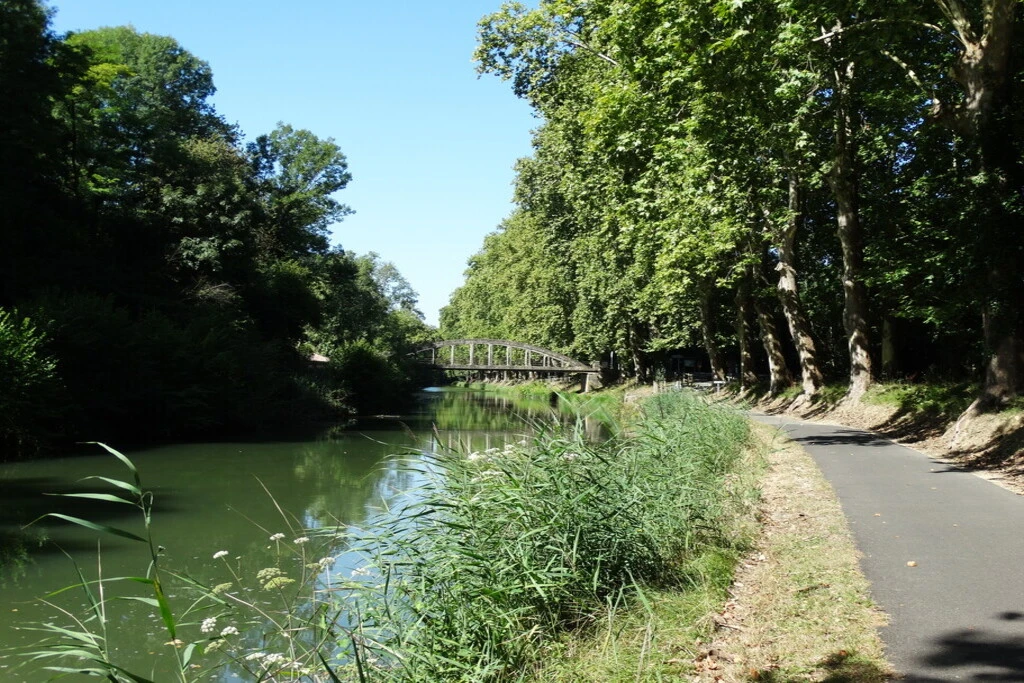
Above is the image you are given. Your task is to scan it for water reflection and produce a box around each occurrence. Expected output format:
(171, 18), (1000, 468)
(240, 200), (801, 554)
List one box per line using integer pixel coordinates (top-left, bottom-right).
(0, 389), (602, 680)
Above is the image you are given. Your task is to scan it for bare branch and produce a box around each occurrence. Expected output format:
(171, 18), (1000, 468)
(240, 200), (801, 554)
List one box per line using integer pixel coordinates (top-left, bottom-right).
(560, 29), (620, 67)
(811, 18), (953, 45)
(881, 49), (929, 94)
(933, 0), (978, 45)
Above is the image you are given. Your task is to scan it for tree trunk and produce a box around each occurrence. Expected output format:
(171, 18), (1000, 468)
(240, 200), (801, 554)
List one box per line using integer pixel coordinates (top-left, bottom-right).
(699, 288), (727, 381)
(881, 317), (897, 379)
(828, 56), (873, 401)
(775, 173), (824, 396)
(932, 0), (1022, 406)
(980, 305), (1024, 407)
(754, 297), (793, 395)
(628, 323), (650, 383)
(735, 273), (759, 389)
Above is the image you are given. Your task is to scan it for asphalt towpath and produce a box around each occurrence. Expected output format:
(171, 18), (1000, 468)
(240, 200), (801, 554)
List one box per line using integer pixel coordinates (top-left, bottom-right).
(752, 413), (1024, 682)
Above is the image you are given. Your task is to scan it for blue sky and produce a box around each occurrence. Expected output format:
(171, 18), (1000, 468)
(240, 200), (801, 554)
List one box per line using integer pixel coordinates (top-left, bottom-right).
(49, 1), (536, 326)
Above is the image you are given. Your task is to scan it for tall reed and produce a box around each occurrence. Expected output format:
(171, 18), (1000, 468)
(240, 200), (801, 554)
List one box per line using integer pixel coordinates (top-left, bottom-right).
(339, 391), (753, 681)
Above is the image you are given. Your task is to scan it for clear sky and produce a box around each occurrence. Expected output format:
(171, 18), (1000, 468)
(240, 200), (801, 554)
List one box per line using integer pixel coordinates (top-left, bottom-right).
(49, 0), (536, 326)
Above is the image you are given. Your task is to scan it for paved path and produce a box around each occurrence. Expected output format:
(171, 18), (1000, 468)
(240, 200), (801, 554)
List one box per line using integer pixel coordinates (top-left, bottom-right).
(753, 414), (1024, 682)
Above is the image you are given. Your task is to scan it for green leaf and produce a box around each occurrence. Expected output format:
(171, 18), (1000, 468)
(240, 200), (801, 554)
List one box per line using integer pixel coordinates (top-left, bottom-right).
(116, 596), (160, 608)
(39, 513), (146, 543)
(182, 642), (196, 668)
(86, 442), (142, 489)
(79, 475), (142, 497)
(106, 662), (159, 683)
(42, 666), (115, 676)
(152, 577), (176, 640)
(46, 492), (134, 505)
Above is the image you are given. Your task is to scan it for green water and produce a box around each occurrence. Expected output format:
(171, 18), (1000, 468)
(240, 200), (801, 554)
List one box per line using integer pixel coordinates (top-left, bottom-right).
(0, 389), (601, 681)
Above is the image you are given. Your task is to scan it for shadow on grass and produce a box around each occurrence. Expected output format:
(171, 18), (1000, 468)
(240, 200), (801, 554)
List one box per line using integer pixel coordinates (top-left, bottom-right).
(749, 650), (893, 682)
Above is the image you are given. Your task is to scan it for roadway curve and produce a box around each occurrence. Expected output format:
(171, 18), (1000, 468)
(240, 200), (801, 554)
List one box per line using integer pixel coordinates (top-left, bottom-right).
(753, 413), (1024, 682)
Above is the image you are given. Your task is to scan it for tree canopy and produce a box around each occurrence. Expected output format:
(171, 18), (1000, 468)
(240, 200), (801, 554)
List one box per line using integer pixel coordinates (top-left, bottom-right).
(442, 0), (1024, 405)
(0, 4), (433, 455)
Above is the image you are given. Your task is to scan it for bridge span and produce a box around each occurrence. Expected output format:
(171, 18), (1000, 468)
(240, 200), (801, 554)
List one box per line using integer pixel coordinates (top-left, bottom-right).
(412, 339), (600, 376)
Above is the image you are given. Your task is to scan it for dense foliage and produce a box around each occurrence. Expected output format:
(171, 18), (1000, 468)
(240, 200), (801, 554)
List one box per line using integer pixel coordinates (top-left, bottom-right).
(0, 1), (434, 456)
(442, 0), (1024, 408)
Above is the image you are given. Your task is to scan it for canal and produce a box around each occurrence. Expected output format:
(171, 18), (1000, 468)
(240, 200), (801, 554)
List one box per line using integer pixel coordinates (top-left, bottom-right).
(0, 388), (605, 681)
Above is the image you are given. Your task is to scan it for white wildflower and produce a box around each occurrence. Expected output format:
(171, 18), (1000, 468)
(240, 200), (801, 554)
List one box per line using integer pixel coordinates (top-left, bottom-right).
(220, 626), (238, 636)
(293, 536), (309, 545)
(351, 565), (371, 577)
(269, 532), (285, 541)
(467, 452), (483, 461)
(263, 653), (286, 666)
(245, 652), (266, 661)
(200, 617), (217, 633)
(485, 447), (499, 454)
(205, 639), (223, 653)
(212, 550), (229, 559)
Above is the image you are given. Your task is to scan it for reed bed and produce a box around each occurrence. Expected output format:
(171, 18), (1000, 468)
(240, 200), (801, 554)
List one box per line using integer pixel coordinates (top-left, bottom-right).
(340, 391), (753, 681)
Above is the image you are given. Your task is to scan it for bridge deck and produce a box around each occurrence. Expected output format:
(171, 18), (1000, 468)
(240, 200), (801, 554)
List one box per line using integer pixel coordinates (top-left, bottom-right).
(433, 363), (600, 374)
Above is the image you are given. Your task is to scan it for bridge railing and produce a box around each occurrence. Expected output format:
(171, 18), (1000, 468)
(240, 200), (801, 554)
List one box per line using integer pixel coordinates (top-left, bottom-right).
(411, 339), (599, 374)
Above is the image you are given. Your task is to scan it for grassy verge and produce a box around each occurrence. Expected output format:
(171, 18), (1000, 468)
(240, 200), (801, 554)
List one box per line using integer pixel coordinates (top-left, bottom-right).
(527, 422), (891, 683)
(689, 424), (890, 682)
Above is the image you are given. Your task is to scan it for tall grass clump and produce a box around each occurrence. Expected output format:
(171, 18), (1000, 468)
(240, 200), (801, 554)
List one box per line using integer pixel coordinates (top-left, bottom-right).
(342, 390), (753, 681)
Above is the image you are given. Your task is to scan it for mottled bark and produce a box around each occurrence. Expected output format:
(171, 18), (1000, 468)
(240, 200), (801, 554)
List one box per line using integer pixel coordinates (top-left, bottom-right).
(932, 0), (1022, 406)
(734, 274), (759, 389)
(628, 323), (650, 383)
(828, 55), (873, 400)
(754, 297), (793, 395)
(980, 307), (1024, 407)
(776, 173), (824, 395)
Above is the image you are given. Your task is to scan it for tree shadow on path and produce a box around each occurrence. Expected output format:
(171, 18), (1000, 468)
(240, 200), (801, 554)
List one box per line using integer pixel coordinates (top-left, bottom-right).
(790, 429), (893, 448)
(900, 612), (1024, 682)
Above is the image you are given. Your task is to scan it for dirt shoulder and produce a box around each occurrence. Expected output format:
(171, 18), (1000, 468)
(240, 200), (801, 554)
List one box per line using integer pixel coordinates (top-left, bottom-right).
(690, 423), (891, 682)
(746, 391), (1024, 495)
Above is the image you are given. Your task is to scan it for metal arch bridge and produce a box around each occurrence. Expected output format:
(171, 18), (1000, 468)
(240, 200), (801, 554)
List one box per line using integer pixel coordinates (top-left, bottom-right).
(412, 339), (600, 374)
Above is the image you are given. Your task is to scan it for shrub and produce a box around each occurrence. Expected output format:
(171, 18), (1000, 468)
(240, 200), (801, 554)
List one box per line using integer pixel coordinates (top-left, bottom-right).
(0, 307), (64, 454)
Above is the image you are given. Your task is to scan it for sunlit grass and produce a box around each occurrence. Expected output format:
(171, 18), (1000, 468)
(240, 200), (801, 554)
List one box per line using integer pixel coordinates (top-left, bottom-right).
(864, 381), (976, 418)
